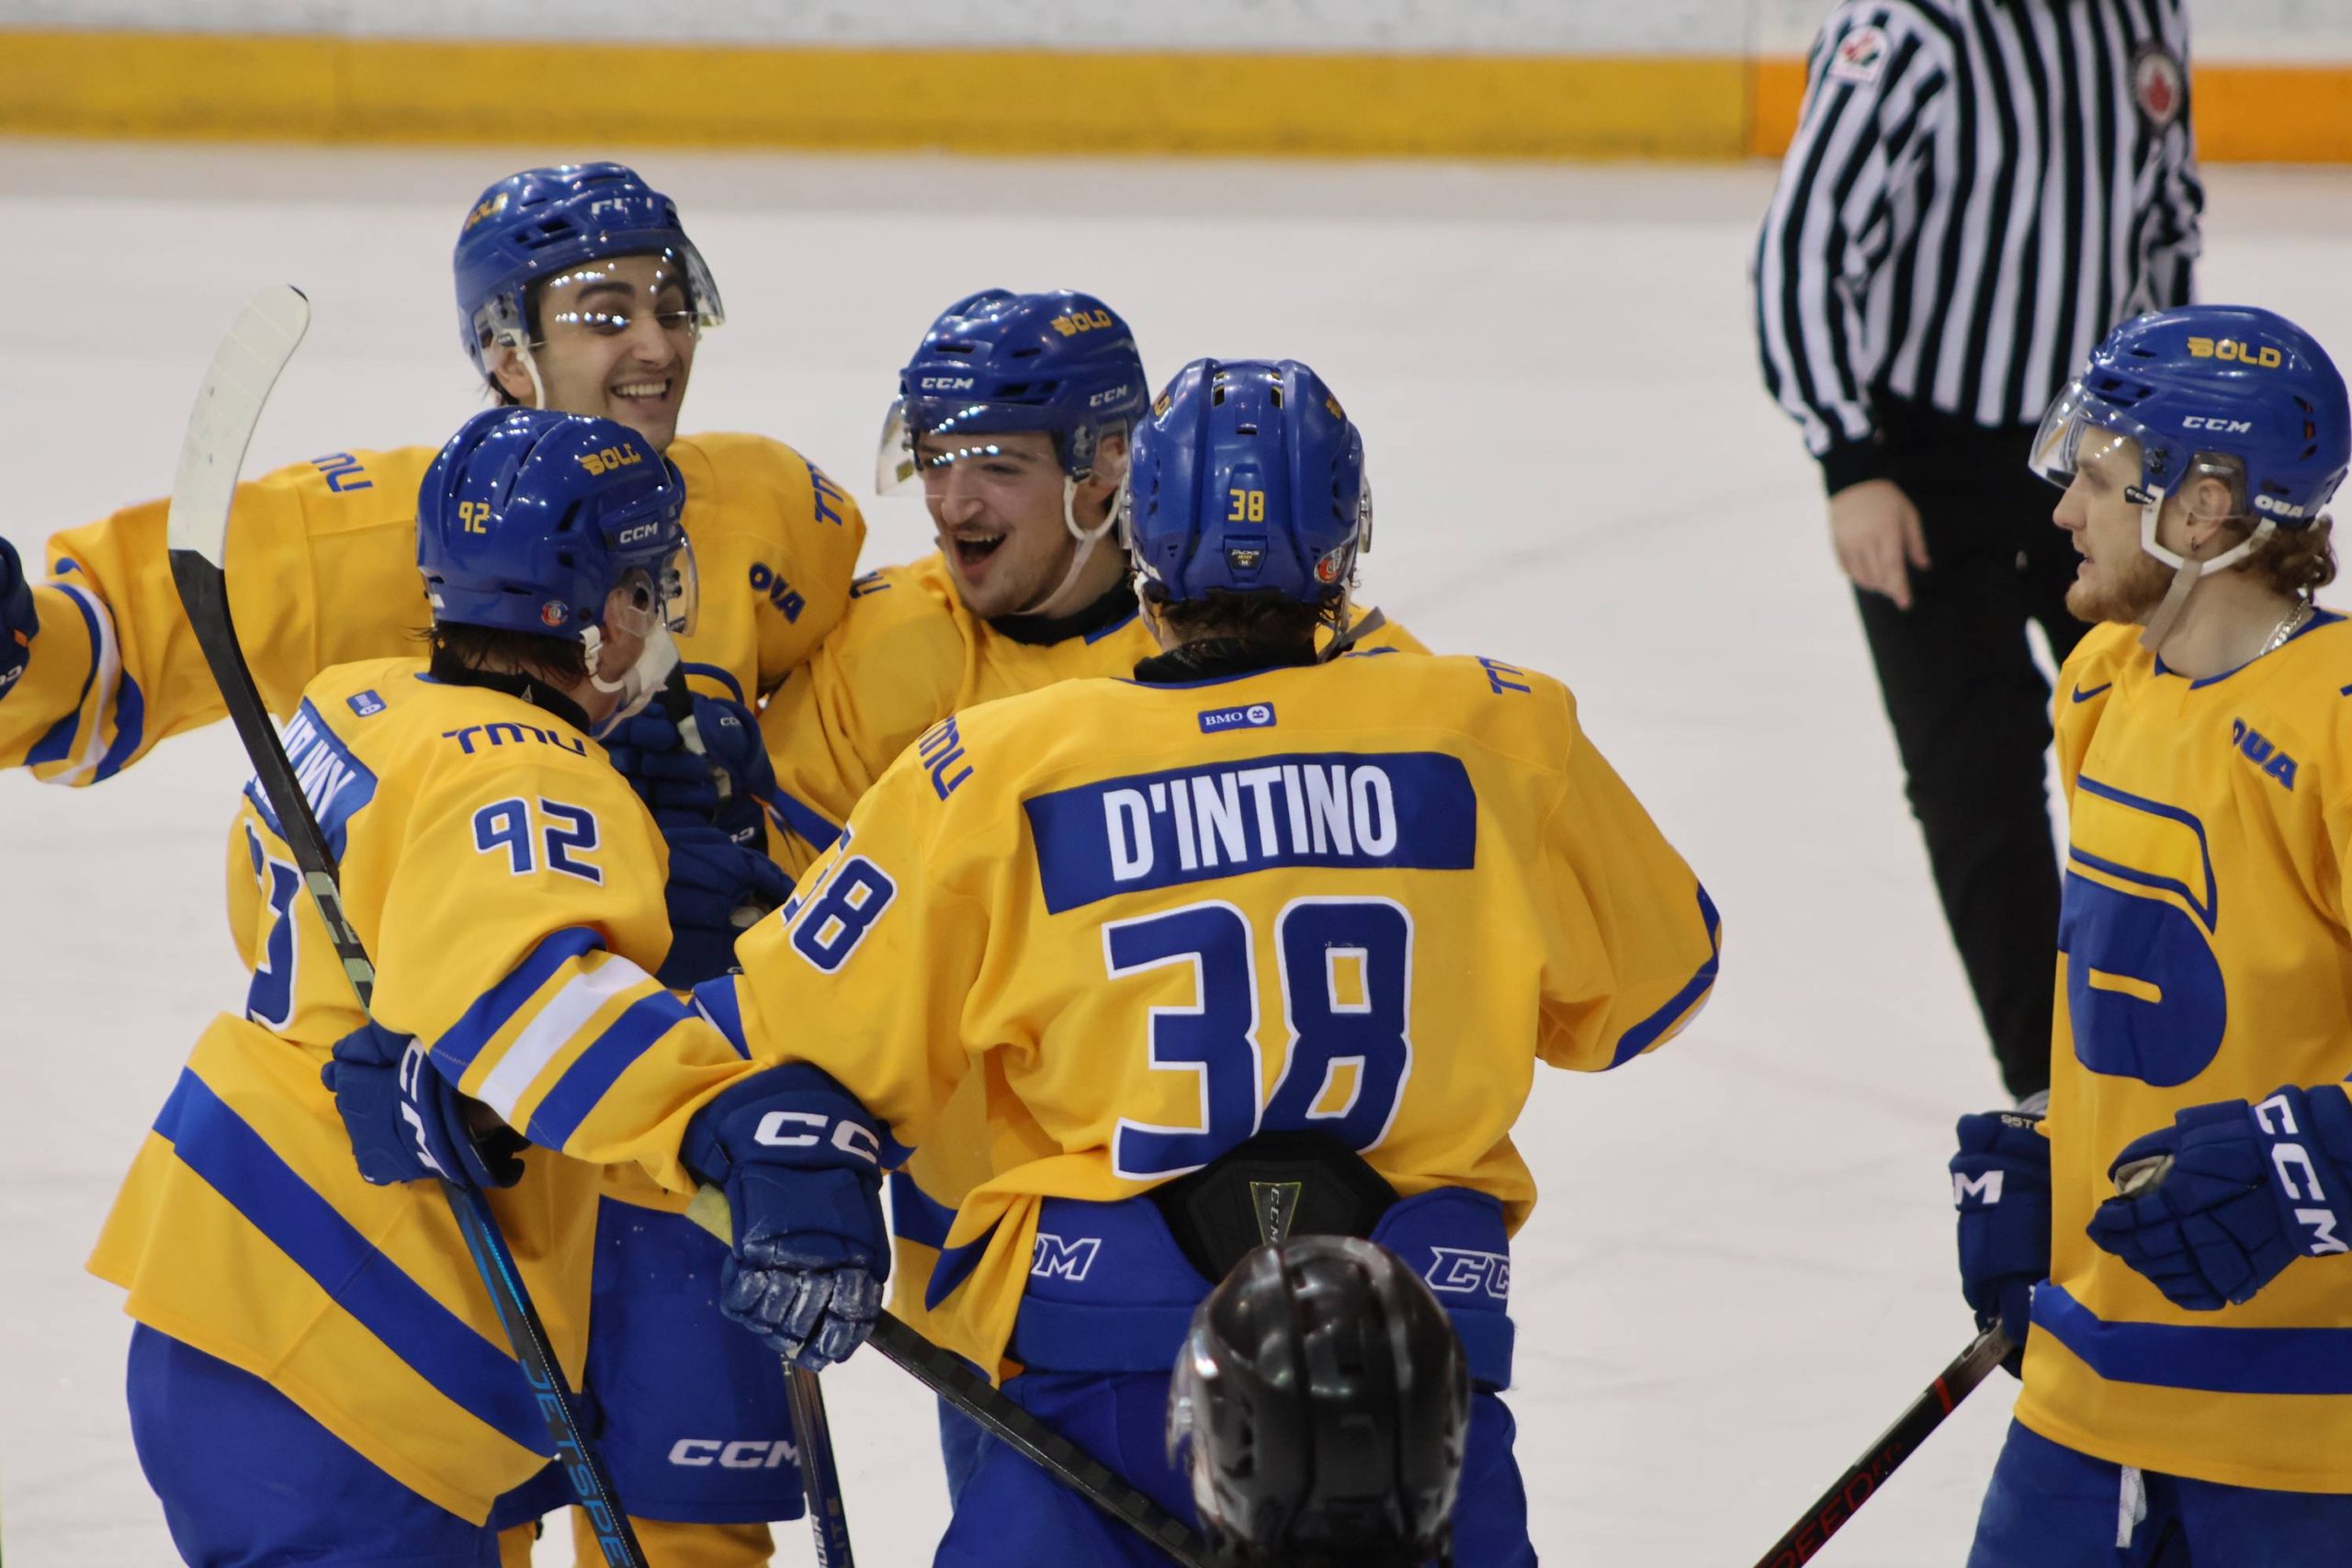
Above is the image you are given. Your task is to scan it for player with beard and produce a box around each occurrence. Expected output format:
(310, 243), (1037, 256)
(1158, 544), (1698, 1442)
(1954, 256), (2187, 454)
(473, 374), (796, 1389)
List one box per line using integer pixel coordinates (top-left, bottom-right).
(1949, 304), (2352, 1564)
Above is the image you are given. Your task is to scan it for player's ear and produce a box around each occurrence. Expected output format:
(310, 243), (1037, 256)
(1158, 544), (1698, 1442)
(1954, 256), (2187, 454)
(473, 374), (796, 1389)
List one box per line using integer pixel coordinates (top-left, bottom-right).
(1089, 430), (1130, 491)
(490, 344), (538, 407)
(2179, 472), (2240, 553)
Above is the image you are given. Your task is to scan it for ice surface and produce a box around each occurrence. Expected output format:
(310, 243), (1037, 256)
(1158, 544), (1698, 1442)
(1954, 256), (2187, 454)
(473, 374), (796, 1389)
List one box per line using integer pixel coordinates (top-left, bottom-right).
(5, 139), (2347, 1565)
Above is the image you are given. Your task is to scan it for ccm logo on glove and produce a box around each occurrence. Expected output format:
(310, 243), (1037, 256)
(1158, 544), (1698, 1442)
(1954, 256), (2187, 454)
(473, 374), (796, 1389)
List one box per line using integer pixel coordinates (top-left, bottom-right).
(753, 1110), (881, 1166)
(2256, 1092), (2351, 1256)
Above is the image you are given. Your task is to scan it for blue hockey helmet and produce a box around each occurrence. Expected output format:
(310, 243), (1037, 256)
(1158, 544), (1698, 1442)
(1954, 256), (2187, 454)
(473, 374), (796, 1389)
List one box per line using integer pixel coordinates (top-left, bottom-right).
(1123, 357), (1372, 607)
(876, 288), (1148, 493)
(2032, 306), (2351, 550)
(453, 163), (724, 377)
(418, 406), (695, 648)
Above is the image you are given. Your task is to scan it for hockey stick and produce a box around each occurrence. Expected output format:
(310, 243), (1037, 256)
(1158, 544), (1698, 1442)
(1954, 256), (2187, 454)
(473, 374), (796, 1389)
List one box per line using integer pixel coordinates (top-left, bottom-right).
(685, 1188), (1216, 1568)
(162, 286), (650, 1568)
(658, 676), (858, 1567)
(1748, 1326), (2009, 1567)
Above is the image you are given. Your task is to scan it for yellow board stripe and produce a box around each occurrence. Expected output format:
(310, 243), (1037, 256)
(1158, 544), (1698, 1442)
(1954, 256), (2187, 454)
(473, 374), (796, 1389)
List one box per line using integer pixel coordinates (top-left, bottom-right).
(0, 31), (2344, 163)
(0, 31), (1741, 158)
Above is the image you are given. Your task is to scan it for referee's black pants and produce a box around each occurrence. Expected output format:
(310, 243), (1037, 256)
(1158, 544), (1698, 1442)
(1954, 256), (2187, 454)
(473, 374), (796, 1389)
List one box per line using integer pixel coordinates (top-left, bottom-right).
(1854, 402), (2087, 1101)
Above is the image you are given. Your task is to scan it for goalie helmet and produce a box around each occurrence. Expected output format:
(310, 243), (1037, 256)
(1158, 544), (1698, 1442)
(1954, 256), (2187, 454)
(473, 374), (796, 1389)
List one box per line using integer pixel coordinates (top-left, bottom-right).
(417, 408), (695, 724)
(1167, 1235), (1470, 1568)
(1124, 357), (1371, 608)
(453, 162), (724, 377)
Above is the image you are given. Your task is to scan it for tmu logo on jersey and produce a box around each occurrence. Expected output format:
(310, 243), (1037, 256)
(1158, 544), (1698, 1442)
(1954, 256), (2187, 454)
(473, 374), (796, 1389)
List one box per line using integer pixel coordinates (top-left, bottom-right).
(1024, 750), (1477, 913)
(1197, 702), (1276, 734)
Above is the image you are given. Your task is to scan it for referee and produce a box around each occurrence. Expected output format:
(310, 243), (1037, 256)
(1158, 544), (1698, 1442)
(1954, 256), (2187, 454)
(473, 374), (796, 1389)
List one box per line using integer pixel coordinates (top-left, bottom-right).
(1754, 0), (2201, 1100)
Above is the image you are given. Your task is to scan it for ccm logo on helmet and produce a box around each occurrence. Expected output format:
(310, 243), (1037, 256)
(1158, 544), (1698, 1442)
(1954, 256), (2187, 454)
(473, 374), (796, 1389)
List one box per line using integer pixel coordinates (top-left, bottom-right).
(578, 444), (645, 476)
(2181, 416), (2254, 433)
(1089, 384), (1132, 408)
(616, 522), (662, 544)
(668, 1438), (799, 1470)
(753, 1111), (882, 1166)
(920, 377), (975, 390)
(2188, 337), (2284, 369)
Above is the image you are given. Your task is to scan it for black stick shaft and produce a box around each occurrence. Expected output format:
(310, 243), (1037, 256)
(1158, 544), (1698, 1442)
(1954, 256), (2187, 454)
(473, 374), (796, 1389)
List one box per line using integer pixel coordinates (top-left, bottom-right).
(867, 1314), (1216, 1568)
(168, 550), (650, 1568)
(786, 1368), (856, 1565)
(1749, 1327), (2008, 1568)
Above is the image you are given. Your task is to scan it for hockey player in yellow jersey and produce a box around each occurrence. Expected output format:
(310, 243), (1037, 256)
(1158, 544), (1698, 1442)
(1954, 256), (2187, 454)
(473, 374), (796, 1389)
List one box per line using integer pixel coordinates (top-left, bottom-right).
(31, 165), (866, 1563)
(700, 358), (1724, 1565)
(0, 164), (860, 794)
(756, 294), (1421, 1472)
(761, 288), (1419, 863)
(1947, 306), (2352, 1566)
(91, 409), (876, 1564)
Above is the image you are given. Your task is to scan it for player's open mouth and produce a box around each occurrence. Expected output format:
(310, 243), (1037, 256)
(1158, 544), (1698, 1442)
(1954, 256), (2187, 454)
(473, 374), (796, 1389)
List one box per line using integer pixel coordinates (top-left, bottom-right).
(951, 533), (1006, 567)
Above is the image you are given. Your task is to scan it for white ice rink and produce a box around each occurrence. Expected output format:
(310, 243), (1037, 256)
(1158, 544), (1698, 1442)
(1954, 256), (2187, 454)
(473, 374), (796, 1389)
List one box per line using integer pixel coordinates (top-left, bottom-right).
(4, 139), (2349, 1565)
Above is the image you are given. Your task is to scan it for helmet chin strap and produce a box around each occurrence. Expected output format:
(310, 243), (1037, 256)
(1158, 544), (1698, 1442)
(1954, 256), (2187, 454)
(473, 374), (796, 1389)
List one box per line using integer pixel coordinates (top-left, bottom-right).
(1010, 477), (1122, 619)
(583, 623), (680, 737)
(2133, 487), (2274, 651)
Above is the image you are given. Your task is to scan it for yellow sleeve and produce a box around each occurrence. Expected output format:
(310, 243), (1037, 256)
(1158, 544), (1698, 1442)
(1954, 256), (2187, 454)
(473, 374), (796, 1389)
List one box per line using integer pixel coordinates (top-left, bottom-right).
(718, 739), (988, 1151)
(367, 751), (753, 1194)
(1532, 684), (1723, 1072)
(3, 449), (429, 784)
(757, 566), (968, 866)
(673, 434), (868, 698)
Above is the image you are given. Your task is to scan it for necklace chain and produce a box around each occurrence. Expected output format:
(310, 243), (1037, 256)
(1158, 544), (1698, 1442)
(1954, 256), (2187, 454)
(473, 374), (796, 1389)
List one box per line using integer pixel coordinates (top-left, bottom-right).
(2260, 599), (2314, 659)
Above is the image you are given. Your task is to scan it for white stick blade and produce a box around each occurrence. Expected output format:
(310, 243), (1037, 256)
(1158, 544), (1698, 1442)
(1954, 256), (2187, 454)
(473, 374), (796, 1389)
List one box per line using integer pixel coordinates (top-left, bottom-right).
(167, 285), (311, 562)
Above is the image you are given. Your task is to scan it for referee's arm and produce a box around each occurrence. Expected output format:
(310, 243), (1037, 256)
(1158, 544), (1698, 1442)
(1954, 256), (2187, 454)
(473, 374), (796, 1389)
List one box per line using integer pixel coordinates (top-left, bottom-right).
(1753, 3), (1951, 496)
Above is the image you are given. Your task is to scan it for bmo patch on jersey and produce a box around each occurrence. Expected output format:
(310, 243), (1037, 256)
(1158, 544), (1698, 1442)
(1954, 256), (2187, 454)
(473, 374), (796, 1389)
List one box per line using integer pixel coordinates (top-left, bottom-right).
(2132, 42), (2185, 128)
(1198, 702), (1276, 734)
(1828, 24), (1889, 85)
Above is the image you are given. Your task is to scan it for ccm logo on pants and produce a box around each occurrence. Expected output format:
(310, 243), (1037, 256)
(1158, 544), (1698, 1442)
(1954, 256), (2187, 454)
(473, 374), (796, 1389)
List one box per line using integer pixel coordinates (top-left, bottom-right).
(668, 1438), (799, 1469)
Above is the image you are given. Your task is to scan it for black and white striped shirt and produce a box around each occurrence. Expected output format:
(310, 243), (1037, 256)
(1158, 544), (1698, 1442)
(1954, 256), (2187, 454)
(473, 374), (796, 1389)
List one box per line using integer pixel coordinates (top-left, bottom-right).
(1754, 0), (2202, 493)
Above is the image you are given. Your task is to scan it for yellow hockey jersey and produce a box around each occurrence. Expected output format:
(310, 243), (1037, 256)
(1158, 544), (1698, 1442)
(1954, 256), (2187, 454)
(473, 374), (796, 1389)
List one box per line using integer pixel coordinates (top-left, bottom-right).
(752, 551), (1427, 1342)
(2018, 614), (2352, 1493)
(715, 650), (1721, 1380)
(4, 433), (863, 784)
(755, 552), (1424, 868)
(88, 659), (759, 1522)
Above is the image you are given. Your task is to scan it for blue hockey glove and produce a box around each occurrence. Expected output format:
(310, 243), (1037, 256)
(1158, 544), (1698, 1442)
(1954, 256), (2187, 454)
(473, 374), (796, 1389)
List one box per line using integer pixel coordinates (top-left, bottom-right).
(658, 821), (793, 987)
(321, 1021), (526, 1190)
(603, 691), (777, 844)
(1951, 1107), (2051, 1373)
(2087, 1084), (2352, 1312)
(0, 536), (36, 700)
(682, 1064), (899, 1371)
